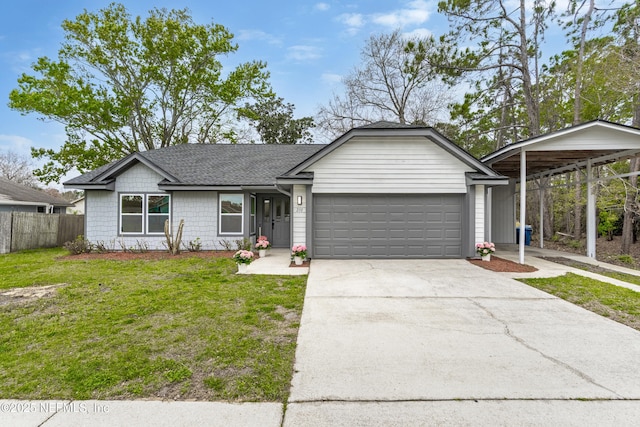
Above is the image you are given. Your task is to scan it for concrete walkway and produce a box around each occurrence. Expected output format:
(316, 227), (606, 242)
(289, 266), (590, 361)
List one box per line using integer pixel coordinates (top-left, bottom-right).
(285, 258), (640, 426)
(238, 248), (308, 276)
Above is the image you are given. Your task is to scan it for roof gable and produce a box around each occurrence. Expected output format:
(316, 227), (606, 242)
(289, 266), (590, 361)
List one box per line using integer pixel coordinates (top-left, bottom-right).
(283, 122), (501, 177)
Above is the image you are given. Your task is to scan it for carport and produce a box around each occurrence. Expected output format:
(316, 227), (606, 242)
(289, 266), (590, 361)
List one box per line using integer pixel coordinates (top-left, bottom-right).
(482, 120), (640, 264)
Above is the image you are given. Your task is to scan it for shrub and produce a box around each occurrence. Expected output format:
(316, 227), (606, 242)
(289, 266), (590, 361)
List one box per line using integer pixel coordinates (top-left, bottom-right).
(64, 235), (92, 255)
(187, 238), (202, 252)
(234, 238), (252, 251)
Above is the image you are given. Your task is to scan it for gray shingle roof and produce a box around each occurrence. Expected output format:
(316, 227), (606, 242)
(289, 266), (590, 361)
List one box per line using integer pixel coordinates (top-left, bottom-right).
(356, 121), (428, 129)
(0, 178), (72, 206)
(65, 144), (327, 187)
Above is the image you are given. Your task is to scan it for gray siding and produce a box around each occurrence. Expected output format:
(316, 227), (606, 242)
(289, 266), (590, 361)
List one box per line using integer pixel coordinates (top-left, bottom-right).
(86, 163), (220, 250)
(304, 136), (475, 194)
(491, 181), (516, 244)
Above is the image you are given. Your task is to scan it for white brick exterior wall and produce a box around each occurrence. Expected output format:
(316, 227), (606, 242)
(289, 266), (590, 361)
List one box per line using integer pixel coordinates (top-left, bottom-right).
(85, 163), (220, 250)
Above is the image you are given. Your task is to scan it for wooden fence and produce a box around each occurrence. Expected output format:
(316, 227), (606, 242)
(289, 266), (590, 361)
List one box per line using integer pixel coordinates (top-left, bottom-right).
(0, 212), (84, 254)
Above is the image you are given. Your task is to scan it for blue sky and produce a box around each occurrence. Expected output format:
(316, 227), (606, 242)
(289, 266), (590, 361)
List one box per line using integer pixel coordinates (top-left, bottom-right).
(0, 0), (584, 184)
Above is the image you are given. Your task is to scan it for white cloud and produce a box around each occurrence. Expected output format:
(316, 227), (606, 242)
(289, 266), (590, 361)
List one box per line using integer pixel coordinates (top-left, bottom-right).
(236, 29), (282, 46)
(372, 0), (431, 28)
(287, 45), (322, 62)
(314, 2), (330, 11)
(402, 28), (433, 39)
(321, 73), (342, 84)
(0, 134), (34, 159)
(336, 13), (364, 35)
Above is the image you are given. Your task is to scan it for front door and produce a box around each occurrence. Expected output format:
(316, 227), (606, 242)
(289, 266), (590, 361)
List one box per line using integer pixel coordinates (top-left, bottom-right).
(261, 195), (290, 247)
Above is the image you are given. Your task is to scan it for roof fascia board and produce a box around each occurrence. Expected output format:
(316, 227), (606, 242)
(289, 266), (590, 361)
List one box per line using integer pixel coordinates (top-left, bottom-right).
(0, 200), (50, 207)
(157, 185), (243, 191)
(92, 153), (180, 183)
(63, 182), (115, 191)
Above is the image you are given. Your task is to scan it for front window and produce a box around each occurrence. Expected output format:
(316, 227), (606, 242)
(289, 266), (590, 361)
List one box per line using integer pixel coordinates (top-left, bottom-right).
(147, 195), (170, 234)
(120, 194), (170, 235)
(220, 194), (243, 234)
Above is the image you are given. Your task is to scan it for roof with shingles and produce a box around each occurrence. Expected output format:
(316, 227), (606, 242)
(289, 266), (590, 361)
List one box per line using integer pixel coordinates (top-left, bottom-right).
(65, 144), (327, 187)
(0, 178), (72, 206)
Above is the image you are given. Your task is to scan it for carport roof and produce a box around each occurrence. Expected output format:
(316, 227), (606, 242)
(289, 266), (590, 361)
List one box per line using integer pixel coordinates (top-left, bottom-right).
(481, 120), (640, 179)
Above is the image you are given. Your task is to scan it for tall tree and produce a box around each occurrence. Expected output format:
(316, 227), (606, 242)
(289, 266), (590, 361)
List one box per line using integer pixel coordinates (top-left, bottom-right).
(9, 3), (272, 183)
(0, 150), (38, 187)
(239, 97), (315, 144)
(615, 1), (640, 253)
(316, 30), (452, 139)
(435, 0), (556, 145)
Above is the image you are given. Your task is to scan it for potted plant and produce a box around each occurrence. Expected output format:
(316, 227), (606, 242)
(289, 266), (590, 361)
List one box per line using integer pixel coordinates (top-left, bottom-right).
(233, 249), (254, 273)
(476, 241), (496, 261)
(291, 244), (307, 266)
(255, 236), (271, 257)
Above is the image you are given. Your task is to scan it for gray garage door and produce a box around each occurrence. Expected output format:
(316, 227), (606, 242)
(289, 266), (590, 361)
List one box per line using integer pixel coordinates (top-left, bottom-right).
(313, 194), (463, 259)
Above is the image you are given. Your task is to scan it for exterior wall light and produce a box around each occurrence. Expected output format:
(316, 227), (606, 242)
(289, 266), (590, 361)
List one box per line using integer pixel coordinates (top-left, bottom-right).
(297, 195), (303, 205)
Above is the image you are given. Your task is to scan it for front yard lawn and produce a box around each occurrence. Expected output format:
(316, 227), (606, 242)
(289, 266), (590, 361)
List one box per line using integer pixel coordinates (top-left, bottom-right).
(0, 248), (306, 402)
(520, 273), (640, 331)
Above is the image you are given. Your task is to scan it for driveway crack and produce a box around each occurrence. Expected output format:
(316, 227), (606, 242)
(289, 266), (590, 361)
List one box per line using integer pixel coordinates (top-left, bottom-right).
(469, 298), (622, 398)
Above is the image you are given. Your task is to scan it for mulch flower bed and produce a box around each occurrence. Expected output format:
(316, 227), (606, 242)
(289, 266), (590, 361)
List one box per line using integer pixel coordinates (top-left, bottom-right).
(60, 250), (236, 261)
(467, 256), (538, 273)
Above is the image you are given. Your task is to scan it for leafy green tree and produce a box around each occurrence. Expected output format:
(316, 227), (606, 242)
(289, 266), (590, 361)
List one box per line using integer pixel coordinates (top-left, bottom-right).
(9, 3), (272, 183)
(239, 97), (315, 144)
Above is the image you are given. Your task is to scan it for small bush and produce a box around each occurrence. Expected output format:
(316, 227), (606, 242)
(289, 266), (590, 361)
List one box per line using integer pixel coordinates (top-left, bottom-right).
(218, 239), (234, 251)
(64, 235), (92, 255)
(187, 238), (202, 252)
(93, 240), (116, 253)
(234, 238), (252, 251)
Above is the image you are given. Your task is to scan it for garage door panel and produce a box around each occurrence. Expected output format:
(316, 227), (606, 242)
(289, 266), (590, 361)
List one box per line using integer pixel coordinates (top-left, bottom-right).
(313, 194), (463, 259)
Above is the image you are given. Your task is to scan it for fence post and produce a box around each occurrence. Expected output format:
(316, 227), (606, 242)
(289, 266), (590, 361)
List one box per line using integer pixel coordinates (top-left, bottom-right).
(0, 212), (11, 254)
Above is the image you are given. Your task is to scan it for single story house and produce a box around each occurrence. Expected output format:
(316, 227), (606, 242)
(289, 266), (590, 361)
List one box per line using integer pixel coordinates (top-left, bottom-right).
(64, 121), (509, 258)
(0, 177), (72, 213)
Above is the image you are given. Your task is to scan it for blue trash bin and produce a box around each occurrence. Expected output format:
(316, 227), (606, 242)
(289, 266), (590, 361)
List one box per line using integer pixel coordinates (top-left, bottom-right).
(516, 226), (533, 246)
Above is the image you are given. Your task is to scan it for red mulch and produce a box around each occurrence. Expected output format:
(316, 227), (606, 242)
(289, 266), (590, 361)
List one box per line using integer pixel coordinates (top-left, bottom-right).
(467, 256), (538, 273)
(289, 260), (311, 268)
(59, 250), (236, 261)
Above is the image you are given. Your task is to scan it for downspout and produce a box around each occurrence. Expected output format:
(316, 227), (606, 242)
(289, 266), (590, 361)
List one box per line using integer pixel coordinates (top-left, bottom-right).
(275, 184), (291, 197)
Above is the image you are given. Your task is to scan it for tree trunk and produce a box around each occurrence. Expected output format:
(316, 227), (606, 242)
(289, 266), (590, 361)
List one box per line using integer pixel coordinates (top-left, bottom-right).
(622, 157), (640, 254)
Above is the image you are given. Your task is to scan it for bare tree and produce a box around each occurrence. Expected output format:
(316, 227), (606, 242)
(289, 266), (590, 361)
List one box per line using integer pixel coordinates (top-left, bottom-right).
(316, 30), (452, 139)
(0, 150), (38, 187)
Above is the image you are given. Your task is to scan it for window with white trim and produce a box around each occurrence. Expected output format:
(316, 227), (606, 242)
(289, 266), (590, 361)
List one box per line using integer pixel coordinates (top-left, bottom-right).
(120, 194), (170, 235)
(219, 194), (243, 234)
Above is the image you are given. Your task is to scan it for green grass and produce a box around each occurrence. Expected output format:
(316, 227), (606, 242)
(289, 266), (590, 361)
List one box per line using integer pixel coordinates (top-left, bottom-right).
(0, 248), (306, 402)
(520, 273), (640, 330)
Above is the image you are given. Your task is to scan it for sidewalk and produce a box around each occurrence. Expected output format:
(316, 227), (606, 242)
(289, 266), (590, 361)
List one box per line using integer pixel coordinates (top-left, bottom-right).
(0, 400), (282, 427)
(497, 244), (640, 292)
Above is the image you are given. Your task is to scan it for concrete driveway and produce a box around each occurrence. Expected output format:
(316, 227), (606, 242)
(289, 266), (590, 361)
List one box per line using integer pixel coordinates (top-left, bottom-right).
(285, 259), (640, 426)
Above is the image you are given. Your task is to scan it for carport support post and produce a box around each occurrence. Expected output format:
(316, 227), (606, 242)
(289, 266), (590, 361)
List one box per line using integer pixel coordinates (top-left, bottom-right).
(519, 149), (526, 264)
(539, 178), (544, 249)
(587, 159), (596, 258)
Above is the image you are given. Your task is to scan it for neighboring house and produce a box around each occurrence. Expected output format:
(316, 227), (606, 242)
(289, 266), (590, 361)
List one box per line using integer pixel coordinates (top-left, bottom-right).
(64, 122), (508, 258)
(66, 196), (85, 215)
(0, 177), (72, 213)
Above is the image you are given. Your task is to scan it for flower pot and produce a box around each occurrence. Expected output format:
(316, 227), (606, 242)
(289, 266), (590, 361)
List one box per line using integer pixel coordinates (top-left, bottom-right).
(482, 254), (491, 262)
(258, 249), (266, 258)
(237, 263), (249, 273)
(294, 256), (303, 266)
